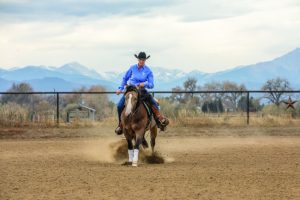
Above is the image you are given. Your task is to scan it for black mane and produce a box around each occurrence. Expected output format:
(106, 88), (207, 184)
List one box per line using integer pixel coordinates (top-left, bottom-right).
(124, 85), (140, 97)
(125, 85), (138, 93)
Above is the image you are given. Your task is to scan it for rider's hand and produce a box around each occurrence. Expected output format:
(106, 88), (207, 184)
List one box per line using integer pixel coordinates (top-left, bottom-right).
(116, 90), (122, 95)
(139, 82), (145, 88)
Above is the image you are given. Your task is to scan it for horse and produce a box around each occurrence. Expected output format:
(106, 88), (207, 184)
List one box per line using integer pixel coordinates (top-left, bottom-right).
(121, 86), (158, 167)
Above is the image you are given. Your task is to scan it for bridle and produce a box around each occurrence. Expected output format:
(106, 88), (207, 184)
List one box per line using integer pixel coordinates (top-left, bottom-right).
(123, 86), (152, 129)
(124, 87), (141, 117)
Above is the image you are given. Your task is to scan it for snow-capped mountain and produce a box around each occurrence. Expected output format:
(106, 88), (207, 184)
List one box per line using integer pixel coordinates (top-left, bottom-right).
(59, 62), (104, 80)
(0, 63), (116, 91)
(0, 48), (299, 91)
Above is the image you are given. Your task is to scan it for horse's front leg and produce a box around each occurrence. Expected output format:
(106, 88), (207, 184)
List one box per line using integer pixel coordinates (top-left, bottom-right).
(124, 131), (134, 164)
(132, 129), (144, 167)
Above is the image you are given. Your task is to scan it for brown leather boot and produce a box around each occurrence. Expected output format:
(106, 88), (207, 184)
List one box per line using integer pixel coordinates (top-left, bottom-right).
(151, 105), (169, 131)
(115, 122), (123, 135)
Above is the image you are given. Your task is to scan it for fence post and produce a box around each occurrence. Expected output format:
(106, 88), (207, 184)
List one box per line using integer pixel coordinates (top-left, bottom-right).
(56, 92), (59, 126)
(247, 91), (250, 125)
(152, 92), (155, 97)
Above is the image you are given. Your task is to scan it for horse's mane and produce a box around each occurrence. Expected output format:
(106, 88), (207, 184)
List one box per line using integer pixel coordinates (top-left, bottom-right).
(124, 85), (140, 95)
(124, 85), (152, 104)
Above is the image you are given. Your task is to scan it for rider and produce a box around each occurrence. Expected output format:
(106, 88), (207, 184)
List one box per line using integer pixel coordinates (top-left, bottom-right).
(115, 51), (169, 135)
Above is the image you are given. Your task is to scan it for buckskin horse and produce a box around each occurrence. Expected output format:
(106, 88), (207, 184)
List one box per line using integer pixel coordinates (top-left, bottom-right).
(121, 85), (158, 167)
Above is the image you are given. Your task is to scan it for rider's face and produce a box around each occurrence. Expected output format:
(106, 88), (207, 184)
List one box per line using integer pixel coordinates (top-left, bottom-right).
(138, 59), (145, 66)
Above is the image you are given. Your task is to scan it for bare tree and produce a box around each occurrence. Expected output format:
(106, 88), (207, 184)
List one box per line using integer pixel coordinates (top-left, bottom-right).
(222, 81), (246, 111)
(1, 82), (34, 106)
(62, 86), (87, 106)
(200, 82), (224, 113)
(183, 77), (197, 100)
(170, 86), (184, 103)
(84, 85), (111, 119)
(183, 77), (197, 91)
(261, 77), (292, 106)
(201, 81), (224, 100)
(62, 85), (111, 120)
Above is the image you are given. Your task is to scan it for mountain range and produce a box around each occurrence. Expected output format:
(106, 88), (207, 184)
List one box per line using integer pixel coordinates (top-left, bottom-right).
(0, 48), (299, 92)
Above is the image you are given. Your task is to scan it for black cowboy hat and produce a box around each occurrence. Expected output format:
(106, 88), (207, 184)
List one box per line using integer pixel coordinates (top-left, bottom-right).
(134, 52), (150, 60)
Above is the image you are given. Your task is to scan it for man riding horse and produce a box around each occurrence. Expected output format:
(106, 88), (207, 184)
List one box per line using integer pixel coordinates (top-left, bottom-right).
(115, 51), (169, 135)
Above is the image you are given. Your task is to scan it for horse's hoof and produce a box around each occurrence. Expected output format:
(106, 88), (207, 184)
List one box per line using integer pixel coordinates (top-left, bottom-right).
(132, 161), (138, 167)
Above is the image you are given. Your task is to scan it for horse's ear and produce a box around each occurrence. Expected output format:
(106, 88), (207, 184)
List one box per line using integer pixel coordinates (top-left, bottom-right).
(124, 85), (134, 95)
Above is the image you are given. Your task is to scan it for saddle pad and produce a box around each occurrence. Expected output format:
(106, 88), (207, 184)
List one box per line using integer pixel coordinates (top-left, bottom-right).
(142, 101), (152, 120)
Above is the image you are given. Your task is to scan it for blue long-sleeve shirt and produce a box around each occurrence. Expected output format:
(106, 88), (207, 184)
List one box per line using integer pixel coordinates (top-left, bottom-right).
(118, 63), (154, 90)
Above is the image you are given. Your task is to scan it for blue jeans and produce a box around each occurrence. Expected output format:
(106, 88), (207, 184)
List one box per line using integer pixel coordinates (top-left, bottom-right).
(117, 90), (159, 122)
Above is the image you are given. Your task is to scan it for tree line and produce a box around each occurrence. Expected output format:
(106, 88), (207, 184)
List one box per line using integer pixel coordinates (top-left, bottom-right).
(0, 77), (295, 117)
(0, 82), (114, 122)
(168, 77), (293, 113)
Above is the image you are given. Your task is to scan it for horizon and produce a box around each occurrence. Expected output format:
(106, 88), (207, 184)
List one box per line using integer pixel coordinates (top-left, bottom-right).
(1, 1), (300, 72)
(0, 47), (299, 75)
(0, 45), (299, 92)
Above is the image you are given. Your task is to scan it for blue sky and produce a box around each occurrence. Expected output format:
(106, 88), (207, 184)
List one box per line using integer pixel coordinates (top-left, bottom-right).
(0, 0), (300, 72)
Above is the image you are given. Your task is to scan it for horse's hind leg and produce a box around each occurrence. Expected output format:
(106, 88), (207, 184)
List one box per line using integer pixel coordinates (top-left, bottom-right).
(150, 126), (158, 154)
(142, 133), (149, 149)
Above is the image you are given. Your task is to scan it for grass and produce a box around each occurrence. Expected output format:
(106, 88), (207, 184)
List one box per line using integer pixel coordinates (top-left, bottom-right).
(1, 113), (299, 128)
(170, 114), (300, 127)
(0, 102), (299, 128)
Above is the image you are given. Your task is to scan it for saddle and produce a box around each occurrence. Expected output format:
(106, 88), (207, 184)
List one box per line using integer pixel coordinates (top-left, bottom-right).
(139, 88), (153, 120)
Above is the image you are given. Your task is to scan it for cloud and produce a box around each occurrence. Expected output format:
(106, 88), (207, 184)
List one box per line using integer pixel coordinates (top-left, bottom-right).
(0, 0), (182, 21)
(150, 0), (256, 22)
(0, 0), (300, 73)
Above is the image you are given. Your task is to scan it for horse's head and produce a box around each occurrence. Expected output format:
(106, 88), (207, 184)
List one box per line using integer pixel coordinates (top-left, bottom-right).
(124, 86), (140, 117)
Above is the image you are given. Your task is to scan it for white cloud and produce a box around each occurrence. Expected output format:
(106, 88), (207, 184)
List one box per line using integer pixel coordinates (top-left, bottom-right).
(0, 0), (300, 72)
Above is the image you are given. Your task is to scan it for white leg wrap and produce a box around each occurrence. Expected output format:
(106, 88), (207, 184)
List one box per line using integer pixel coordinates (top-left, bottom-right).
(132, 149), (139, 166)
(128, 149), (134, 162)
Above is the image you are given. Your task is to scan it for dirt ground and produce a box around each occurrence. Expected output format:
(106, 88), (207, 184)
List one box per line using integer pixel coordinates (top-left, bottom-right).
(1, 127), (300, 200)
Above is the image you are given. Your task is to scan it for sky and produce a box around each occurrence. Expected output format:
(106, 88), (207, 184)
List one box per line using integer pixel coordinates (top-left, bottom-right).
(0, 0), (300, 73)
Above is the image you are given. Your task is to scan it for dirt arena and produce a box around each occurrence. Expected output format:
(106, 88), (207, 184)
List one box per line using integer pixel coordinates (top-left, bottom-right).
(1, 126), (300, 200)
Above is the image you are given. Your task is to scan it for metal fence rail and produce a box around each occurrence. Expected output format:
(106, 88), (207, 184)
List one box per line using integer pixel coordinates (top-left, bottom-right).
(0, 90), (299, 125)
